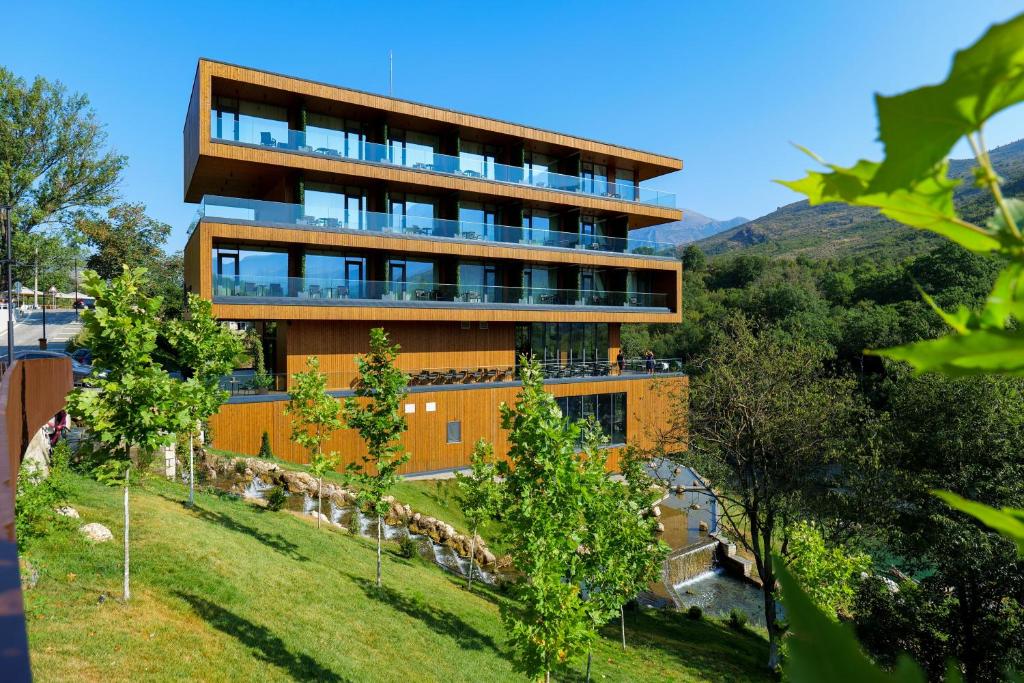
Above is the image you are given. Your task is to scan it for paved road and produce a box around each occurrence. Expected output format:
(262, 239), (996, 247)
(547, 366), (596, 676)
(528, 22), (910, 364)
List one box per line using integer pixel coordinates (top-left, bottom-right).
(0, 308), (83, 356)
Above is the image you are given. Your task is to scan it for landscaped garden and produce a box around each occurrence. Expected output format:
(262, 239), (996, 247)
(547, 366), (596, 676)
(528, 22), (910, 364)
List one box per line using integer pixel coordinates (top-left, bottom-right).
(21, 471), (771, 682)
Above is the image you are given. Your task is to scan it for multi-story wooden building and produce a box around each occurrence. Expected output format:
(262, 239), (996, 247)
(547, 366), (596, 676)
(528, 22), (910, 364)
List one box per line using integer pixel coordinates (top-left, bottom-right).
(183, 59), (686, 474)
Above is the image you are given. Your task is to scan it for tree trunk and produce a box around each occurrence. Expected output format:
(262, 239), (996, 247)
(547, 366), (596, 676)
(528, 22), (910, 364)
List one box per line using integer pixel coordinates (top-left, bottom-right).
(376, 514), (383, 588)
(123, 468), (131, 602)
(187, 430), (194, 507)
(764, 579), (780, 671)
(317, 477), (322, 530)
(586, 649), (592, 682)
(620, 605), (626, 650)
(467, 526), (478, 591)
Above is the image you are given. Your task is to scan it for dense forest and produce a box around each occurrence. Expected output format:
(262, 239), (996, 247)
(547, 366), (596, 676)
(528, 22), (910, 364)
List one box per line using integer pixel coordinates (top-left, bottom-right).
(625, 239), (1024, 680)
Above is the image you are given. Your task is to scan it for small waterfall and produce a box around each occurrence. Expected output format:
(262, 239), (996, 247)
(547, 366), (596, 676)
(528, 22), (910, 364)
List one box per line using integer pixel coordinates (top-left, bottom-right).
(303, 494), (316, 514)
(329, 502), (344, 524)
(356, 509), (373, 536)
(242, 475), (273, 499)
(665, 539), (719, 585)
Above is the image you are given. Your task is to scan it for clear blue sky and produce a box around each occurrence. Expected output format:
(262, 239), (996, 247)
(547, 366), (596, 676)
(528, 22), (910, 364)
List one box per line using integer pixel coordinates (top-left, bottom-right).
(3, 1), (1023, 251)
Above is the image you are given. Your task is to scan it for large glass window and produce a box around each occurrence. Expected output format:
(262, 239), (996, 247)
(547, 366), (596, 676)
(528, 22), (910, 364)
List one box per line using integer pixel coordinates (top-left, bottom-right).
(458, 262), (498, 302)
(524, 151), (556, 186)
(460, 140), (499, 179)
(306, 113), (365, 159)
(212, 246), (288, 297)
(390, 193), (436, 232)
(581, 162), (609, 196)
(615, 168), (637, 200)
(387, 258), (435, 300)
(522, 210), (559, 244)
(303, 183), (366, 228)
(515, 323), (609, 369)
(555, 392), (627, 445)
(389, 129), (438, 168)
(211, 97), (289, 147)
(458, 201), (496, 240)
(523, 265), (558, 301)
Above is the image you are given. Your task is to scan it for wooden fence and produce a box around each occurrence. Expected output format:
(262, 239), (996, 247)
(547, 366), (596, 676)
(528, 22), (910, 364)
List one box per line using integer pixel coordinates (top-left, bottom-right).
(0, 357), (73, 682)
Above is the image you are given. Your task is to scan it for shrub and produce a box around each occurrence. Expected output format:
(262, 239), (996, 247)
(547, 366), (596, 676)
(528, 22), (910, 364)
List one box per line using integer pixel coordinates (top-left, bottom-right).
(233, 459), (247, 475)
(258, 431), (274, 460)
(345, 510), (361, 535)
(398, 534), (419, 559)
(727, 608), (748, 630)
(687, 605), (703, 620)
(265, 486), (287, 511)
(16, 441), (73, 548)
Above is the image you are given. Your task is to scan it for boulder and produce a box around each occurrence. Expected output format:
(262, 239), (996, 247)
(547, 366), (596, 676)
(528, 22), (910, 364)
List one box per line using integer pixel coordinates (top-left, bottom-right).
(651, 505), (662, 518)
(655, 522), (665, 533)
(80, 523), (114, 542)
(480, 549), (497, 567)
(56, 506), (80, 519)
(307, 511), (331, 525)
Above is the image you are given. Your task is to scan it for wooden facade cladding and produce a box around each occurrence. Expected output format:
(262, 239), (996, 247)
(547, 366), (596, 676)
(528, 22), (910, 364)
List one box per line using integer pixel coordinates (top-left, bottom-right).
(190, 59), (681, 176)
(207, 375), (687, 475)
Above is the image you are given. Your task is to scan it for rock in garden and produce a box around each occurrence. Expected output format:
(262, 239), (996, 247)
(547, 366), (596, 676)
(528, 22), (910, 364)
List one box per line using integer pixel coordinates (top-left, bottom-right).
(80, 523), (114, 542)
(56, 506), (80, 519)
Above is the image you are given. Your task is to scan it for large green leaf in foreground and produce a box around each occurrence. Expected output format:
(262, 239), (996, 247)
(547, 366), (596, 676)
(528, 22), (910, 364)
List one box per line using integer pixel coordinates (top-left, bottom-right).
(775, 557), (931, 683)
(871, 13), (1024, 191)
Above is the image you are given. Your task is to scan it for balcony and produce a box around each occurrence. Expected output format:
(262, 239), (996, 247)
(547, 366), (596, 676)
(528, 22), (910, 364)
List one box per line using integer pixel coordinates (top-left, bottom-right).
(190, 195), (676, 258)
(221, 358), (685, 397)
(210, 121), (676, 208)
(212, 275), (669, 310)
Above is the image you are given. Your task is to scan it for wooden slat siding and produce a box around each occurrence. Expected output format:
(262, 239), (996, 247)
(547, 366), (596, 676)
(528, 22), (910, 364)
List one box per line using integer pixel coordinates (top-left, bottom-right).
(188, 144), (682, 224)
(198, 221), (682, 272)
(208, 375), (686, 474)
(284, 321), (515, 379)
(196, 60), (681, 177)
(182, 64), (201, 197)
(0, 358), (73, 681)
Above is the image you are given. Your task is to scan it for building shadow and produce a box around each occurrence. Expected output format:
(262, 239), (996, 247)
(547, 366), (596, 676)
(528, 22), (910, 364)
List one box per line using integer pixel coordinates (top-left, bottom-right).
(187, 504), (309, 562)
(344, 572), (499, 653)
(175, 591), (349, 682)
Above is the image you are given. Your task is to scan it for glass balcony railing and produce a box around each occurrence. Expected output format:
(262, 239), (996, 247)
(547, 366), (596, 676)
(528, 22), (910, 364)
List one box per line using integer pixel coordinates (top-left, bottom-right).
(190, 195), (676, 257)
(210, 119), (676, 208)
(212, 274), (668, 309)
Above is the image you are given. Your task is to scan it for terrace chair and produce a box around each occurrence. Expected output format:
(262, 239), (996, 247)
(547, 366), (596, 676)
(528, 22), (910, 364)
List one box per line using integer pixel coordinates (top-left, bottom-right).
(260, 132), (277, 147)
(243, 282), (258, 297)
(442, 369), (457, 384)
(483, 368), (498, 382)
(414, 370), (431, 385)
(414, 289), (429, 301)
(308, 285), (322, 298)
(268, 283), (284, 297)
(335, 286), (349, 299)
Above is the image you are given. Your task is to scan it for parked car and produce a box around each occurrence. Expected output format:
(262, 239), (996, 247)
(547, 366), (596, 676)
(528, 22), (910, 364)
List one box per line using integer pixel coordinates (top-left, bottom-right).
(15, 350), (94, 385)
(69, 348), (92, 365)
(73, 298), (95, 310)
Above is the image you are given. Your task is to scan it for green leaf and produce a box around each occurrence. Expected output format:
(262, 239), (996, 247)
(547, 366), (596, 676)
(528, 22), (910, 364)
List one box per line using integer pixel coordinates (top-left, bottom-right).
(871, 13), (1024, 190)
(778, 156), (1002, 253)
(776, 555), (929, 683)
(872, 329), (1024, 375)
(933, 490), (1024, 556)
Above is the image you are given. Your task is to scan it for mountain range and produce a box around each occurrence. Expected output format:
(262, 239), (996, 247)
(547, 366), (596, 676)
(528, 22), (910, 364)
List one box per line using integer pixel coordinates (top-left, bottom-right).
(695, 138), (1024, 260)
(631, 210), (749, 247)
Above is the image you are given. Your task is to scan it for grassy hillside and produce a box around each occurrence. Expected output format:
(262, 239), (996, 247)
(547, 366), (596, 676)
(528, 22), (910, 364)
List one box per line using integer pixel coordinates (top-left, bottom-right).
(22, 473), (771, 682)
(698, 139), (1024, 259)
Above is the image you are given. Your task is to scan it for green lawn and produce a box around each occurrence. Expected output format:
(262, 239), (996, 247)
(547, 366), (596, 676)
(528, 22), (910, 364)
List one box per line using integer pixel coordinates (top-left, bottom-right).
(22, 473), (771, 682)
